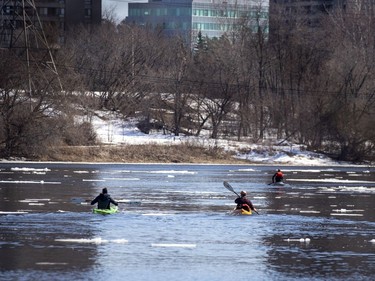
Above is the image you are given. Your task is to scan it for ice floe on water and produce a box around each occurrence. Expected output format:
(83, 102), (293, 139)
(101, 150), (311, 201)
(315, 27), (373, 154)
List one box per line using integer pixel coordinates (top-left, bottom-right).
(55, 238), (129, 244)
(284, 238), (311, 243)
(36, 262), (68, 266)
(142, 213), (174, 216)
(0, 211), (28, 215)
(318, 186), (375, 194)
(102, 177), (140, 181)
(288, 178), (375, 184)
(151, 243), (196, 248)
(10, 167), (51, 172)
(0, 180), (60, 184)
(149, 170), (197, 174)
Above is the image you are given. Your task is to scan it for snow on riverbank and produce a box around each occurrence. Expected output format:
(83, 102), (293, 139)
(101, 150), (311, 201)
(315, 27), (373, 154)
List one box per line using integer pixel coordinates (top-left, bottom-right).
(91, 112), (347, 166)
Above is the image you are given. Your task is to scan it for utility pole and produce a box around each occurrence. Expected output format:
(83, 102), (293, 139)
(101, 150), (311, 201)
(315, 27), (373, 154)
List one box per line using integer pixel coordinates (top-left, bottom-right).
(0, 0), (63, 96)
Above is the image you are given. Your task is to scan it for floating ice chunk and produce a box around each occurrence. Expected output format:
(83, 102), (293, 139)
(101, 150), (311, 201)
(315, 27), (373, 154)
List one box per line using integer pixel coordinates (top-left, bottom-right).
(332, 209), (364, 213)
(36, 262), (68, 265)
(150, 170), (196, 174)
(236, 168), (256, 172)
(0, 211), (28, 215)
(151, 243), (196, 248)
(300, 210), (320, 214)
(333, 208), (347, 212)
(289, 178), (375, 183)
(55, 238), (109, 244)
(112, 239), (129, 244)
(142, 213), (173, 216)
(330, 213), (363, 217)
(284, 238), (311, 243)
(82, 179), (106, 182)
(19, 199), (51, 203)
(0, 180), (60, 184)
(103, 177), (140, 181)
(11, 167), (50, 172)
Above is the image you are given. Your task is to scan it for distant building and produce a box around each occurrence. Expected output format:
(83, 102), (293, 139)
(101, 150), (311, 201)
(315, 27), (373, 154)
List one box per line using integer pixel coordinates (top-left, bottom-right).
(192, 0), (269, 38)
(127, 0), (193, 36)
(0, 0), (102, 48)
(126, 0), (269, 42)
(269, 0), (348, 29)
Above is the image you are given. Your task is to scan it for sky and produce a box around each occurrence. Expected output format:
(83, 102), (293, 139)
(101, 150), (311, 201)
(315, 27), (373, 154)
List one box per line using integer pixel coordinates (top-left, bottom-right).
(102, 0), (148, 22)
(102, 0), (128, 21)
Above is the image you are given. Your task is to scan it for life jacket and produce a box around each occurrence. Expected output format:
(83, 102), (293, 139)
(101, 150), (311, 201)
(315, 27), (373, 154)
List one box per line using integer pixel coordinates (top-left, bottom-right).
(276, 172), (283, 178)
(241, 204), (251, 212)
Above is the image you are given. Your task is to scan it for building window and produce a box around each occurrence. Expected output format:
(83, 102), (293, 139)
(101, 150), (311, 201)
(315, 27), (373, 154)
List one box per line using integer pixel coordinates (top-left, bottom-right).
(156, 8), (167, 16)
(85, 9), (91, 17)
(39, 7), (48, 16)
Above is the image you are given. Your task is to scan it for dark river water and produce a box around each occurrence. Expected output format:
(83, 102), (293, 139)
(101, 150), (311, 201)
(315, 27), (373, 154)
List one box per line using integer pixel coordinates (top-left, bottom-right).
(0, 162), (374, 281)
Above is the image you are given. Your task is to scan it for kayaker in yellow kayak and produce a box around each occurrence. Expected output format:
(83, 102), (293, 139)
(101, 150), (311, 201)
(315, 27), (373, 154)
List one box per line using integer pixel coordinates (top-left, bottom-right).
(91, 188), (118, 209)
(234, 191), (257, 215)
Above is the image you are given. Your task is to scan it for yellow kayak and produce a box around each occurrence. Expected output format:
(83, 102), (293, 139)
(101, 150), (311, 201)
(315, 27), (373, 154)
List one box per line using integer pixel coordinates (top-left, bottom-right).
(241, 209), (252, 215)
(231, 208), (252, 215)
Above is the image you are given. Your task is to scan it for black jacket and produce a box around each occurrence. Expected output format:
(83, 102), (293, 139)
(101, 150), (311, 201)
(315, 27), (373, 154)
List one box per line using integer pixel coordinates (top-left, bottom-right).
(91, 193), (118, 209)
(235, 196), (255, 211)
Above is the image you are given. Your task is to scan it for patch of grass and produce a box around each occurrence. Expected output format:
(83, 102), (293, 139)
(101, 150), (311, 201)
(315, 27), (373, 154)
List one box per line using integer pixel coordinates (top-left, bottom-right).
(38, 144), (249, 164)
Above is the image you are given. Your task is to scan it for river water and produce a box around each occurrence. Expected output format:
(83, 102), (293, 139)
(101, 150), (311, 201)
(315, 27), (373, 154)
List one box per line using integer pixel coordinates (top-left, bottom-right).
(0, 163), (374, 281)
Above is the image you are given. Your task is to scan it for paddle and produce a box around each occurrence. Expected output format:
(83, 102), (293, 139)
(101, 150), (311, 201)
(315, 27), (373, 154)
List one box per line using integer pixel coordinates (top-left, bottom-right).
(71, 198), (141, 206)
(223, 181), (259, 215)
(223, 181), (240, 197)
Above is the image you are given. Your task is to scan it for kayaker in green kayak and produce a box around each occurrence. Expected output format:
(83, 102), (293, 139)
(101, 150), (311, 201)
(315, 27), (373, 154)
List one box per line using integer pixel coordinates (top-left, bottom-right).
(91, 188), (118, 209)
(233, 191), (257, 214)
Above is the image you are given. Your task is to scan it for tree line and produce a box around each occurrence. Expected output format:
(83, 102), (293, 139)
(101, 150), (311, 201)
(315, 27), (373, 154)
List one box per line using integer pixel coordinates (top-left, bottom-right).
(0, 5), (374, 162)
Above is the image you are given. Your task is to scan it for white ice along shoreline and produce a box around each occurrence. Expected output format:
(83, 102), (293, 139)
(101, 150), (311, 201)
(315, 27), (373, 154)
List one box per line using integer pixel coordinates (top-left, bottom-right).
(85, 111), (372, 166)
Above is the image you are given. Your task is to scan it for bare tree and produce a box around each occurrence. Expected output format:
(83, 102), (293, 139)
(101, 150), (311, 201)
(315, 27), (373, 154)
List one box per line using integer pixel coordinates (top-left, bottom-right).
(318, 4), (375, 160)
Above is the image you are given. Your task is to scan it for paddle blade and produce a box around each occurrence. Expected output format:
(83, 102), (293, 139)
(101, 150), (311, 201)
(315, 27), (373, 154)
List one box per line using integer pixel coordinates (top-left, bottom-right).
(223, 181), (234, 191)
(223, 181), (240, 197)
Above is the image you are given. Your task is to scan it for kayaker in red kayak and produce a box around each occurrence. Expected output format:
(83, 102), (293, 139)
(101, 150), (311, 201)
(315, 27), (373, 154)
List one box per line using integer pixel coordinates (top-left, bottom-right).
(91, 188), (118, 209)
(234, 191), (257, 214)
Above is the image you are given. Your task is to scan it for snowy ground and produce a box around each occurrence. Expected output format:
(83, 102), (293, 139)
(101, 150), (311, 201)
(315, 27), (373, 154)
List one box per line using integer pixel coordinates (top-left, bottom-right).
(92, 111), (348, 166)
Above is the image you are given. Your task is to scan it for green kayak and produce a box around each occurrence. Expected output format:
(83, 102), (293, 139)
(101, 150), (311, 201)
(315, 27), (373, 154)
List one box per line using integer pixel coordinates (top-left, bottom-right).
(93, 206), (118, 215)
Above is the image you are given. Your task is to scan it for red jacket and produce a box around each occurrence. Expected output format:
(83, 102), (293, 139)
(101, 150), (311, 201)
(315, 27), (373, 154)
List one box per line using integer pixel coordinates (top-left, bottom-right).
(273, 171), (284, 182)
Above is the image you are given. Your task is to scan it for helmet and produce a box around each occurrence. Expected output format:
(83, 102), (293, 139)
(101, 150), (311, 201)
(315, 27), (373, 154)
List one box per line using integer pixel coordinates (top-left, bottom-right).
(240, 191), (247, 197)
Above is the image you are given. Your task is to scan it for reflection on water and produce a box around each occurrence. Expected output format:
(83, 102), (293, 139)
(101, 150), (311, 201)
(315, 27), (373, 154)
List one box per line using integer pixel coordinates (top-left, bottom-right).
(0, 163), (374, 280)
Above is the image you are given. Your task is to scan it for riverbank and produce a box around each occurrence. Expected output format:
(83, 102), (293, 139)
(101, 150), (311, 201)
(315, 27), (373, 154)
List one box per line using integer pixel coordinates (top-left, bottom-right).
(2, 142), (369, 166)
(35, 144), (249, 164)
